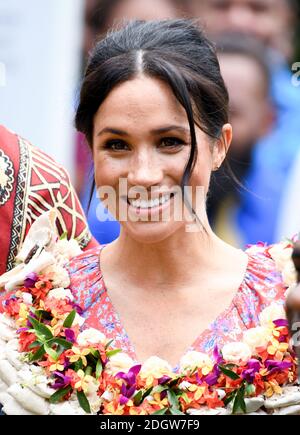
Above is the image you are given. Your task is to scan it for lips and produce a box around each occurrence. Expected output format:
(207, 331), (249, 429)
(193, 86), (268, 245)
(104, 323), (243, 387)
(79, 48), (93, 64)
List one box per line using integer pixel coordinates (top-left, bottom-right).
(127, 193), (175, 209)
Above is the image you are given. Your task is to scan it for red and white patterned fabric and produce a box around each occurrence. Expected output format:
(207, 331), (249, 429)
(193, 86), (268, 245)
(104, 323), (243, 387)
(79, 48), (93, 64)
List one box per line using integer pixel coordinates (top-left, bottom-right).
(0, 125), (98, 274)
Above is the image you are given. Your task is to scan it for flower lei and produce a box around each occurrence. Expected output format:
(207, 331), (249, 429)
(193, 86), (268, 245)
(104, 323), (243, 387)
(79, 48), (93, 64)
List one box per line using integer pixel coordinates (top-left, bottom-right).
(0, 214), (299, 415)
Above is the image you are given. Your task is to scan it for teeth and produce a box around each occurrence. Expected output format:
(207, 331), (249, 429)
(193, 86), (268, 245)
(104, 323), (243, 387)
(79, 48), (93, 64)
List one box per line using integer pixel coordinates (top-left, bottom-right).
(129, 194), (172, 209)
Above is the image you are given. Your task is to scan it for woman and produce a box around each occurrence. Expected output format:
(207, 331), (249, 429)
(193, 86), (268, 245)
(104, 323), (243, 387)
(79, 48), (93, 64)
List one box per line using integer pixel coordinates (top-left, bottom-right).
(67, 19), (288, 369)
(0, 19), (298, 416)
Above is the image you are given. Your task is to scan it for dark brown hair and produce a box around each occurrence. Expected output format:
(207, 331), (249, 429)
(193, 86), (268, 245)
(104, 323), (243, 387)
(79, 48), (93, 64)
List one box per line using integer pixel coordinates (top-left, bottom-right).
(75, 19), (229, 220)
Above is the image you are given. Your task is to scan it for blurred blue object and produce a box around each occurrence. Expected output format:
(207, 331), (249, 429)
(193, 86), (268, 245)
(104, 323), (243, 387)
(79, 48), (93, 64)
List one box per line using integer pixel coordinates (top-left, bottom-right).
(237, 62), (300, 246)
(81, 185), (120, 245)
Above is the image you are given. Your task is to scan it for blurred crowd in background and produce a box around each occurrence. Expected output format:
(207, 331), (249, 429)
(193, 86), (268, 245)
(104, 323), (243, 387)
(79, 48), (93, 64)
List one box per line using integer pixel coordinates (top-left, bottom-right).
(1, 0), (300, 249)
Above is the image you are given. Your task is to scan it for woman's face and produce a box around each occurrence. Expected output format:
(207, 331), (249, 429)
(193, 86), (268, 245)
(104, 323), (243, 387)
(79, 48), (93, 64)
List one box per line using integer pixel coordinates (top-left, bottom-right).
(93, 75), (230, 243)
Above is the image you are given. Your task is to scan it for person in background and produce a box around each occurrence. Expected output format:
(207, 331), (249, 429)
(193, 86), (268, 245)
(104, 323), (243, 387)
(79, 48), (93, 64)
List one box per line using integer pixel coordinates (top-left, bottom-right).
(76, 0), (193, 245)
(207, 35), (274, 246)
(193, 0), (300, 245)
(0, 125), (98, 275)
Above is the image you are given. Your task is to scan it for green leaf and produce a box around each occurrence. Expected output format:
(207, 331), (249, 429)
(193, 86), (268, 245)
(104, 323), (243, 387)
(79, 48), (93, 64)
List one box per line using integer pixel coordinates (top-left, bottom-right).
(245, 383), (256, 396)
(28, 316), (53, 341)
(35, 310), (53, 321)
(106, 349), (121, 358)
(77, 390), (91, 414)
(170, 407), (185, 415)
(28, 340), (42, 349)
(48, 337), (73, 350)
(74, 360), (83, 371)
(142, 387), (153, 401)
(133, 390), (144, 406)
(152, 385), (168, 394)
(105, 339), (114, 349)
(223, 391), (236, 407)
(152, 408), (168, 415)
(29, 345), (45, 362)
(180, 392), (190, 404)
(167, 389), (179, 409)
(49, 386), (72, 404)
(85, 366), (93, 376)
(44, 343), (59, 361)
(232, 386), (246, 414)
(96, 359), (103, 379)
(219, 365), (240, 380)
(89, 348), (100, 358)
(63, 310), (76, 328)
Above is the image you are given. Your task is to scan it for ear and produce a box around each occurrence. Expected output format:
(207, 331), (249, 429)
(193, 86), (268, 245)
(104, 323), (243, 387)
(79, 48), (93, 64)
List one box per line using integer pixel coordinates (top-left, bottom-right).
(212, 123), (232, 171)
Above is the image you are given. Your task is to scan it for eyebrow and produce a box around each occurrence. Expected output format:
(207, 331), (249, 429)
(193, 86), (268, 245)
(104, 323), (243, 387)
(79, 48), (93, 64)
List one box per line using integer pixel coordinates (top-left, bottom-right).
(96, 125), (190, 137)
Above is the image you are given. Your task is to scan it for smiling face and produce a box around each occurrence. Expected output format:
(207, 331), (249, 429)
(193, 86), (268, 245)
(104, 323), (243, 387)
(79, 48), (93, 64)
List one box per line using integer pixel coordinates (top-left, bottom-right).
(93, 75), (230, 243)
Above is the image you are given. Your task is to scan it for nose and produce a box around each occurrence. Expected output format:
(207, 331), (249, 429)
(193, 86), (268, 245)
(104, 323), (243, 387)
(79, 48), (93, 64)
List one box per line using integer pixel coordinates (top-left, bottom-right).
(127, 148), (164, 188)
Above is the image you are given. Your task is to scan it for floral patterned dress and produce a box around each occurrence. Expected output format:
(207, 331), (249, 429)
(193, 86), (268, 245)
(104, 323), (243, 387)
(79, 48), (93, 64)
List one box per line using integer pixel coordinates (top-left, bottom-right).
(66, 243), (286, 365)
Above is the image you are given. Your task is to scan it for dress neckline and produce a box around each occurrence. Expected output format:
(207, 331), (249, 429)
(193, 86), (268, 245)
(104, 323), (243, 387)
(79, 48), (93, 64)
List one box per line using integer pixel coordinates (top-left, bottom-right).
(97, 244), (251, 369)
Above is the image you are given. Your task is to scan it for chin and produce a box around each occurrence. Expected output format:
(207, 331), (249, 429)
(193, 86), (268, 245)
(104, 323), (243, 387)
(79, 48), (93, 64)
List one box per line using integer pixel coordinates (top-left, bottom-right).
(122, 220), (184, 244)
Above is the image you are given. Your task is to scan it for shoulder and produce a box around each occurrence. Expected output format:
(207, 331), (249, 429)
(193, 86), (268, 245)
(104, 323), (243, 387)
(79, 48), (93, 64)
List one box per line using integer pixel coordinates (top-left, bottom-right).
(236, 241), (294, 325)
(65, 246), (106, 311)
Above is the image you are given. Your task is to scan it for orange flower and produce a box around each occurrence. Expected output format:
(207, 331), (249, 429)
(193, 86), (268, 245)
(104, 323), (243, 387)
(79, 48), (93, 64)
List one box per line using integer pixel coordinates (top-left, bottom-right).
(19, 331), (37, 352)
(267, 338), (288, 357)
(31, 276), (52, 300)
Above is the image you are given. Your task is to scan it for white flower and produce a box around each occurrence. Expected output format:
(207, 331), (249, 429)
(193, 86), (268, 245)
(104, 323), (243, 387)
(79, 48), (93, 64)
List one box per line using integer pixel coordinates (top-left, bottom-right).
(179, 351), (213, 375)
(259, 303), (286, 327)
(222, 342), (252, 366)
(84, 377), (101, 413)
(269, 242), (297, 286)
(243, 327), (272, 353)
(21, 293), (33, 305)
(65, 313), (85, 327)
(178, 381), (192, 390)
(47, 288), (74, 302)
(43, 265), (70, 288)
(53, 239), (82, 265)
(77, 328), (106, 347)
(140, 356), (173, 379)
(105, 352), (136, 376)
(101, 391), (114, 402)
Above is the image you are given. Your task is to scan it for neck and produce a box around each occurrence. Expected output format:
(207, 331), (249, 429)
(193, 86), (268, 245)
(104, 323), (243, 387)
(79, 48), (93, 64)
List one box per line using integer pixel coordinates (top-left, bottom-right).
(102, 219), (233, 290)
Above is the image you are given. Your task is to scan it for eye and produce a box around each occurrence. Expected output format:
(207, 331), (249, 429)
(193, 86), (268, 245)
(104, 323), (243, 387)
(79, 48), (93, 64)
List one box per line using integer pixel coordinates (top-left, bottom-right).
(103, 139), (130, 151)
(159, 137), (186, 149)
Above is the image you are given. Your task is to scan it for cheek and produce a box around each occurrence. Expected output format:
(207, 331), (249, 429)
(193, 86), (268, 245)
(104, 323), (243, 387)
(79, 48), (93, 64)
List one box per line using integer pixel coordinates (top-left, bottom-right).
(190, 146), (213, 191)
(93, 155), (122, 187)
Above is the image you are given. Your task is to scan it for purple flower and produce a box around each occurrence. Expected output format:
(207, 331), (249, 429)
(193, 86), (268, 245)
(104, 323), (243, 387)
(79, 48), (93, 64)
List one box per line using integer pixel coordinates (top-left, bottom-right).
(24, 272), (38, 288)
(160, 390), (167, 400)
(119, 383), (136, 404)
(265, 360), (292, 375)
(273, 319), (288, 328)
(116, 365), (141, 405)
(241, 359), (261, 383)
(204, 365), (221, 386)
(213, 346), (223, 364)
(116, 364), (142, 386)
(72, 303), (84, 315)
(16, 327), (29, 334)
(65, 328), (76, 343)
(119, 395), (129, 405)
(158, 375), (171, 385)
(51, 371), (72, 390)
(247, 359), (261, 371)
